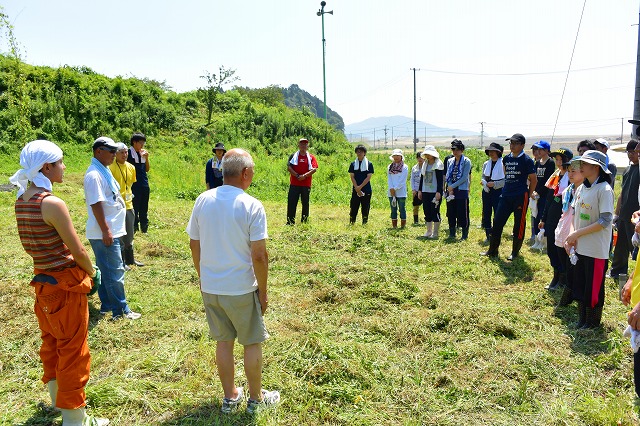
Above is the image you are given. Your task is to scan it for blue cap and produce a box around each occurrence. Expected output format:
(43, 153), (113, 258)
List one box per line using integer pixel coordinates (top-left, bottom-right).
(532, 140), (551, 151)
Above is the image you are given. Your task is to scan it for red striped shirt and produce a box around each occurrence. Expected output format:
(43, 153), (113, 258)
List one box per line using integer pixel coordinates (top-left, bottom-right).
(15, 191), (76, 271)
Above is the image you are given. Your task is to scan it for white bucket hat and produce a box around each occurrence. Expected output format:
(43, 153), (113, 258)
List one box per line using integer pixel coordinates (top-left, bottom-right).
(389, 148), (404, 161)
(421, 145), (439, 159)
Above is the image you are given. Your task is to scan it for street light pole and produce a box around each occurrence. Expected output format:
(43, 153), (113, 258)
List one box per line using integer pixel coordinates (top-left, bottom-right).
(317, 2), (333, 122)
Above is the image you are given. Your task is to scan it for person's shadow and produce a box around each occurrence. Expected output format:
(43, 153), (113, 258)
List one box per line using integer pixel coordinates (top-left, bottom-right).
(155, 403), (258, 425)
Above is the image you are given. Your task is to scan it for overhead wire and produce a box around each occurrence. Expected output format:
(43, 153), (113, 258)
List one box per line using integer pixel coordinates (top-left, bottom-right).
(550, 0), (588, 143)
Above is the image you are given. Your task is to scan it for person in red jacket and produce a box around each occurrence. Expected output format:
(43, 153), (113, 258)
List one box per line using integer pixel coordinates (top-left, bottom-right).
(286, 138), (318, 225)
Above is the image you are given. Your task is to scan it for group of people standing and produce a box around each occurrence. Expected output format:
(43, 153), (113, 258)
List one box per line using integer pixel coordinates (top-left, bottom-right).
(10, 133), (155, 425)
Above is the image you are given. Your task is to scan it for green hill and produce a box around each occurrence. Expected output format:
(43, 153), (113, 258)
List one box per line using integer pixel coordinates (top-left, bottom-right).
(0, 54), (349, 158)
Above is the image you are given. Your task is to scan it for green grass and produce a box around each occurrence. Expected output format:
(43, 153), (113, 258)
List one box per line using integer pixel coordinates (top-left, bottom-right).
(0, 145), (639, 425)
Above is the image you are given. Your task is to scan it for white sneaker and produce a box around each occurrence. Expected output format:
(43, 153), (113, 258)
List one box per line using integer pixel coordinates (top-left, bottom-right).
(84, 415), (110, 426)
(221, 387), (244, 414)
(124, 311), (141, 320)
(246, 389), (280, 413)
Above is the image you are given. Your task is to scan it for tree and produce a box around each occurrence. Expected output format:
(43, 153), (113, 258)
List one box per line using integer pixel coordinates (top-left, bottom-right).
(198, 66), (239, 125)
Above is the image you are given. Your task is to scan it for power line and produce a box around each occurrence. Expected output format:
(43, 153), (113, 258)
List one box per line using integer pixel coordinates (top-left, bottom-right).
(417, 62), (632, 77)
(551, 0), (588, 144)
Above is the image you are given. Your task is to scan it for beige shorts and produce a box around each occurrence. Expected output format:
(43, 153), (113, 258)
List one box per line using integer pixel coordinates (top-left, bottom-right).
(201, 291), (269, 345)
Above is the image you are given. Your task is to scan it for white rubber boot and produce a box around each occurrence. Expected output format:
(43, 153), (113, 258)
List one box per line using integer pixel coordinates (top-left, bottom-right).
(423, 222), (433, 237)
(47, 379), (61, 412)
(61, 407), (110, 426)
(61, 408), (85, 426)
(429, 222), (440, 239)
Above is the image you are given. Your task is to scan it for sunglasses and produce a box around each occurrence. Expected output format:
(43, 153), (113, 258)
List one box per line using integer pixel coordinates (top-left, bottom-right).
(98, 147), (117, 154)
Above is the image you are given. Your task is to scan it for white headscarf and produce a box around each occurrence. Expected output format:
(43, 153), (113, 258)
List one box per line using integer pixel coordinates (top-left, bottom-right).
(9, 140), (63, 198)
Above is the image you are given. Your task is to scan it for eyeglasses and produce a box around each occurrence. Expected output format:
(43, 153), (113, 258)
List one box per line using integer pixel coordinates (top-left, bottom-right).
(98, 147), (117, 154)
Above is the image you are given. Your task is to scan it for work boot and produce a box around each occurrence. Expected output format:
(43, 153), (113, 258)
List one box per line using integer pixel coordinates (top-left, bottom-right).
(507, 238), (524, 261)
(400, 220), (407, 229)
(424, 222), (433, 238)
(124, 247), (145, 267)
(392, 220), (398, 228)
(61, 408), (110, 426)
(546, 269), (560, 290)
(483, 229), (491, 245)
(429, 222), (440, 239)
(557, 285), (573, 307)
(461, 227), (469, 240)
(481, 234), (500, 257)
(557, 271), (567, 288)
(47, 379), (58, 410)
(576, 302), (587, 328)
(581, 306), (603, 329)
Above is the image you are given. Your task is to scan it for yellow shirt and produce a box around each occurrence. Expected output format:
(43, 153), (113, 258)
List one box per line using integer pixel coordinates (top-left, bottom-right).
(109, 161), (136, 210)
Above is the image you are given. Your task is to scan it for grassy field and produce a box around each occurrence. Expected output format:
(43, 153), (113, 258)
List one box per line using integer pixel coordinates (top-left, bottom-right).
(1, 143), (639, 425)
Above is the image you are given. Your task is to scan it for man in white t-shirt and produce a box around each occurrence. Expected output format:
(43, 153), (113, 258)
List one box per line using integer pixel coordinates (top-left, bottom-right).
(187, 148), (280, 414)
(84, 136), (141, 320)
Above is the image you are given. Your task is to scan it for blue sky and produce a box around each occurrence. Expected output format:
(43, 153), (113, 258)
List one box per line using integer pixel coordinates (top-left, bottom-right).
(1, 0), (638, 137)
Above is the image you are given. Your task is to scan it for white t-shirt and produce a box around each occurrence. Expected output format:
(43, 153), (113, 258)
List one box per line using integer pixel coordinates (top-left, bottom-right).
(84, 164), (127, 240)
(186, 185), (268, 295)
(572, 180), (614, 259)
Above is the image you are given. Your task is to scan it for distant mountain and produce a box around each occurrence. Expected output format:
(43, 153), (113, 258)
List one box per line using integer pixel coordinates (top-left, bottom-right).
(344, 116), (478, 139)
(282, 84), (344, 132)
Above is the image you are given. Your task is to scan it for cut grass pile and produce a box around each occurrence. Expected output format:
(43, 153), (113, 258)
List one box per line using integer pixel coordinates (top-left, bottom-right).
(0, 147), (638, 425)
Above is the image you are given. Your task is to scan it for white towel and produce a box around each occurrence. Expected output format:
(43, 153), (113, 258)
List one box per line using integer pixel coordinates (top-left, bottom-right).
(290, 151), (313, 170)
(9, 140), (63, 198)
(353, 157), (369, 172)
(530, 198), (538, 219)
(623, 325), (640, 353)
(482, 158), (505, 181)
(129, 147), (146, 164)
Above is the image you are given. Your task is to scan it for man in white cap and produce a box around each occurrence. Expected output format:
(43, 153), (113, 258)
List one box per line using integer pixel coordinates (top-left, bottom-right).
(286, 138), (318, 225)
(84, 137), (141, 320)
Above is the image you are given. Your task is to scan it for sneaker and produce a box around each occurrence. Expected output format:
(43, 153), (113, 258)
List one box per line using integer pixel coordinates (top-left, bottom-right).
(83, 415), (110, 426)
(247, 389), (280, 414)
(124, 311), (142, 320)
(99, 311), (108, 316)
(221, 387), (244, 414)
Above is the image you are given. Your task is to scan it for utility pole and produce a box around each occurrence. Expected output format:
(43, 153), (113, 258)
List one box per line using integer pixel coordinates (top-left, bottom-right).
(411, 68), (418, 153)
(384, 126), (388, 148)
(317, 2), (333, 122)
(391, 126), (394, 148)
(479, 122), (485, 147)
(373, 128), (376, 150)
(633, 6), (640, 137)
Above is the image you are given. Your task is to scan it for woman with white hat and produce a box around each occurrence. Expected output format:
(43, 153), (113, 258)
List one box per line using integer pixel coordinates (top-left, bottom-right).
(10, 140), (109, 425)
(564, 150), (615, 329)
(418, 145), (444, 238)
(387, 149), (409, 228)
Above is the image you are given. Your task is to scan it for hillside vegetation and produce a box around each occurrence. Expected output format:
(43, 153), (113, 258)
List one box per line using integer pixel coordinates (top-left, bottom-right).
(0, 54), (349, 160)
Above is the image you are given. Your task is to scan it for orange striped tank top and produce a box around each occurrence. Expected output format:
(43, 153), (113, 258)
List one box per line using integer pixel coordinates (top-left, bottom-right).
(15, 191), (76, 271)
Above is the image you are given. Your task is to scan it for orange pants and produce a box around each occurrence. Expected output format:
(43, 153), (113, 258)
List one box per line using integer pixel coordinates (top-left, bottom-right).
(31, 266), (92, 409)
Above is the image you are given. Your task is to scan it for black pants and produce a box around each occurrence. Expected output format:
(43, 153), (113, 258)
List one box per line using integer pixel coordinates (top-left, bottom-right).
(349, 191), (371, 224)
(489, 192), (529, 250)
(481, 188), (501, 230)
(422, 192), (441, 222)
(446, 192), (469, 229)
(287, 185), (311, 224)
(132, 184), (150, 232)
(611, 214), (634, 276)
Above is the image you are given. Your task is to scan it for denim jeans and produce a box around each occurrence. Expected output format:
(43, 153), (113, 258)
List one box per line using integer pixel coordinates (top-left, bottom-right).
(90, 238), (132, 316)
(388, 197), (407, 220)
